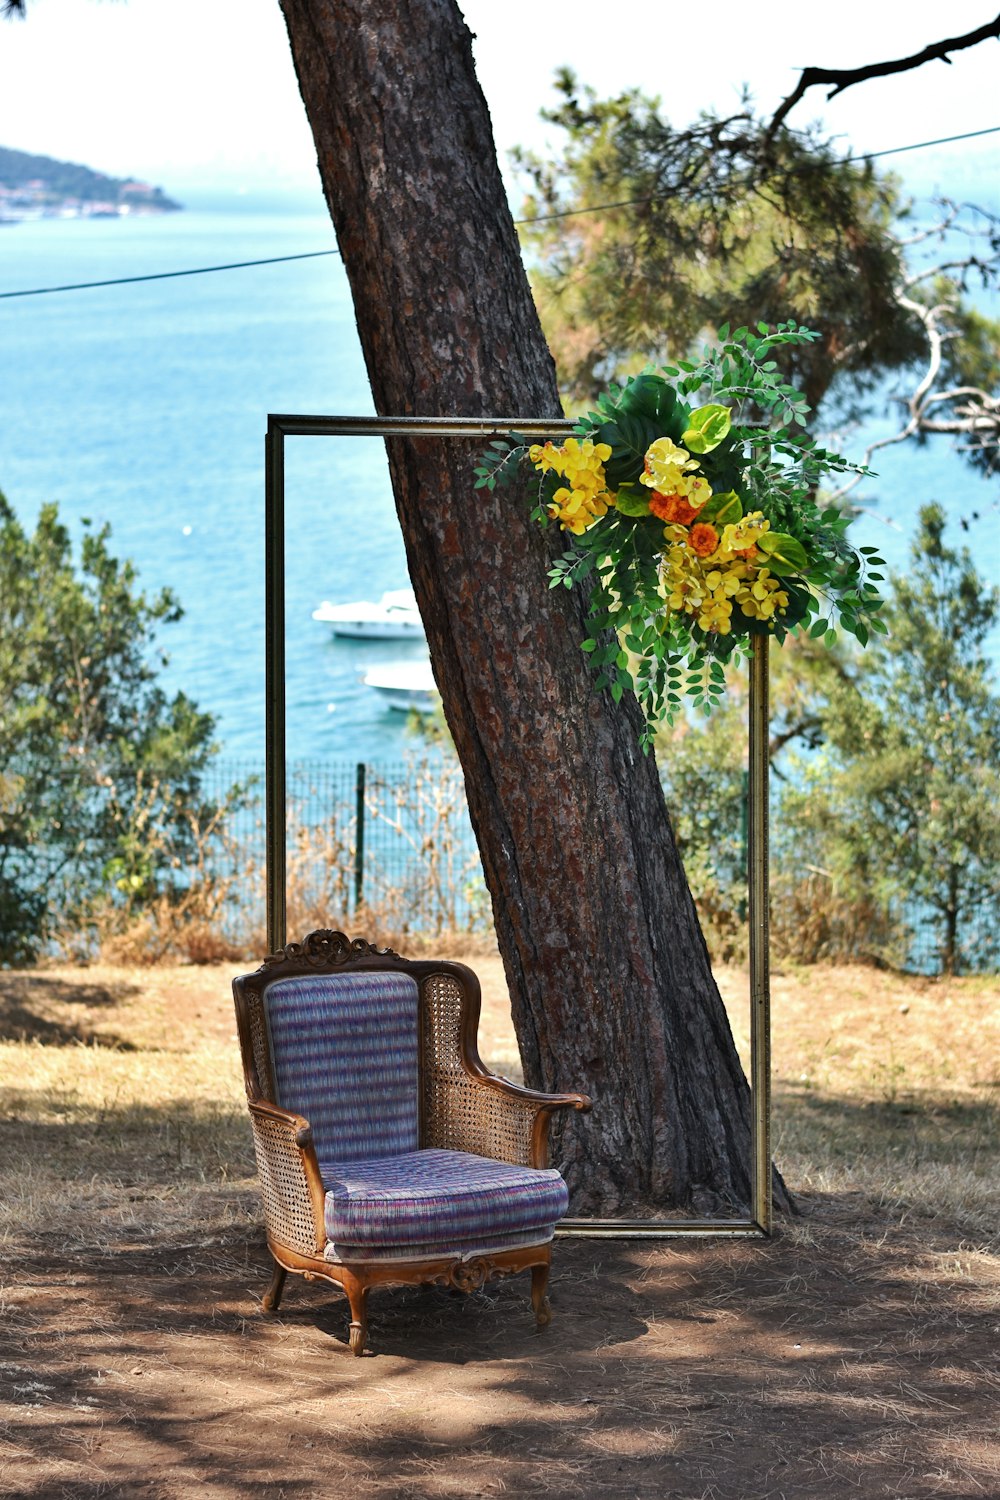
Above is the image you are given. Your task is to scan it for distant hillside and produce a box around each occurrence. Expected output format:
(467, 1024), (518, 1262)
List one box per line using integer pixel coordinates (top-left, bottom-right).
(0, 146), (181, 220)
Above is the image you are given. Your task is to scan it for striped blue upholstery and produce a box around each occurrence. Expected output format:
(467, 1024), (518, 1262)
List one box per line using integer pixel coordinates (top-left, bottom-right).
(264, 972), (419, 1166)
(321, 1148), (570, 1249)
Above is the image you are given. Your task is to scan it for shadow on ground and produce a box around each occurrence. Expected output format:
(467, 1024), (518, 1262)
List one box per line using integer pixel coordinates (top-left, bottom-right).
(0, 972), (140, 1048)
(1, 1202), (997, 1499)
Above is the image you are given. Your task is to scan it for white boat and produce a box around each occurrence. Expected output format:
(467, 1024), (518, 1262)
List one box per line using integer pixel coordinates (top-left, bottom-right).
(362, 660), (439, 714)
(312, 587), (424, 639)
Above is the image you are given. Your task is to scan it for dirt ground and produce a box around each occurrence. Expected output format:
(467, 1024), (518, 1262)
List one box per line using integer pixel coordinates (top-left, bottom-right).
(1, 956), (998, 1499)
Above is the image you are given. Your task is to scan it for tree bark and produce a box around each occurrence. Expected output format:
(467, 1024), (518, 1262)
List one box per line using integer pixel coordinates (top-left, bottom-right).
(277, 0), (788, 1215)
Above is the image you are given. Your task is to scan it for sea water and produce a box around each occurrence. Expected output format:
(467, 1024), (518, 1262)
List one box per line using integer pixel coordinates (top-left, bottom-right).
(1, 198), (997, 763)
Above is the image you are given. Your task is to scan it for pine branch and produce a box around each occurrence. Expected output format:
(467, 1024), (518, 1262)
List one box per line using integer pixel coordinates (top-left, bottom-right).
(767, 14), (1000, 141)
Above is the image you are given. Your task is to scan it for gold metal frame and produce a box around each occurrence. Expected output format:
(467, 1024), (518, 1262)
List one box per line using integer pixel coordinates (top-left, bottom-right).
(264, 413), (772, 1238)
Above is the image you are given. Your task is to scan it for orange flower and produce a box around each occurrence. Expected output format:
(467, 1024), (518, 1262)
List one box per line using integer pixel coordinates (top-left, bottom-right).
(689, 522), (720, 558)
(648, 491), (701, 525)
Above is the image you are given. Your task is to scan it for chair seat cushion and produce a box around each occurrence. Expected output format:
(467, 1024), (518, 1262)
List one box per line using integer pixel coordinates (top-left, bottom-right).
(324, 1228), (553, 1264)
(321, 1148), (570, 1249)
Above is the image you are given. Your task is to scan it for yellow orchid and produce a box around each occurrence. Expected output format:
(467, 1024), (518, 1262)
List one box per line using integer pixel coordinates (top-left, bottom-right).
(720, 510), (770, 555)
(697, 596), (734, 634)
(734, 568), (789, 620)
(640, 437), (702, 493)
(530, 437), (615, 534)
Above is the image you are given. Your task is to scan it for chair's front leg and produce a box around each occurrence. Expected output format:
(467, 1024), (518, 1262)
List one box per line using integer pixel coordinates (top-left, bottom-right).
(341, 1268), (370, 1356)
(531, 1260), (552, 1327)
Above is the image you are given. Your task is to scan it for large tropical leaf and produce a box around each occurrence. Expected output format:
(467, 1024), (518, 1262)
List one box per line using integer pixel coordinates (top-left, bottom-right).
(595, 410), (663, 489)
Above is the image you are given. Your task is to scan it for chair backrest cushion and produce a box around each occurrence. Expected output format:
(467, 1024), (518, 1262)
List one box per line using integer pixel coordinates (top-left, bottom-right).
(263, 970), (420, 1164)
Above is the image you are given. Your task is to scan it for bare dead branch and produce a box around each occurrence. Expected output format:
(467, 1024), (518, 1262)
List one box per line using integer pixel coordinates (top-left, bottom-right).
(829, 200), (1000, 501)
(767, 14), (1000, 141)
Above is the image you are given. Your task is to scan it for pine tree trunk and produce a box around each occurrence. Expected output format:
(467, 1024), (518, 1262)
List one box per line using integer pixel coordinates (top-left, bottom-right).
(277, 0), (789, 1216)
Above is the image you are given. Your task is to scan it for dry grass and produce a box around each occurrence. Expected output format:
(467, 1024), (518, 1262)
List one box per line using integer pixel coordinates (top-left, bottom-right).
(0, 954), (996, 1251)
(720, 962), (1000, 1244)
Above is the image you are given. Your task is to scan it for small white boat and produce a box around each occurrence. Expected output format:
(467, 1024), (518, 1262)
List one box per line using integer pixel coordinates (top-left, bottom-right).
(362, 660), (439, 714)
(312, 587), (424, 639)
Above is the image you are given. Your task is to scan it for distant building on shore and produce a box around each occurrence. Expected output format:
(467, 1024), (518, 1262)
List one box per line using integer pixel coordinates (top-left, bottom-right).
(0, 146), (181, 223)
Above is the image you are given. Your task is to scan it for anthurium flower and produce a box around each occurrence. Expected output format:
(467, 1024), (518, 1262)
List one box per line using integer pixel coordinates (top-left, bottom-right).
(681, 403), (732, 455)
(700, 489), (743, 527)
(756, 531), (809, 574)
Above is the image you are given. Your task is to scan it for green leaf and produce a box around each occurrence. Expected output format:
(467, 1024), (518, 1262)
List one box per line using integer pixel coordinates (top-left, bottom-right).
(614, 483), (653, 517)
(618, 373), (678, 427)
(594, 410), (662, 489)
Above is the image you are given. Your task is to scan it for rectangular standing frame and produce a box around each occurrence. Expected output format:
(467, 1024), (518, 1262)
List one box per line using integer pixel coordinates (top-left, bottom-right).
(265, 413), (772, 1239)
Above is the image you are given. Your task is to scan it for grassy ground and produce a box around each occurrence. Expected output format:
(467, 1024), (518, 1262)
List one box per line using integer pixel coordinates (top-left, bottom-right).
(1, 953), (997, 1498)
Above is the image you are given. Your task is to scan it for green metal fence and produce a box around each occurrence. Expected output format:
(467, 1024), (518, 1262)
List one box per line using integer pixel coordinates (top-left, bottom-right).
(201, 756), (999, 973)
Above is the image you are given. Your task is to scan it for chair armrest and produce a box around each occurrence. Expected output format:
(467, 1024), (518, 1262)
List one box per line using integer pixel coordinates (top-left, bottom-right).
(423, 1060), (592, 1170)
(468, 1071), (592, 1168)
(246, 1099), (327, 1256)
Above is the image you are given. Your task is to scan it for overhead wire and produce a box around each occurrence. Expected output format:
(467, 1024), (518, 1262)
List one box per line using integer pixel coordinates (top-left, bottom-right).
(0, 123), (997, 301)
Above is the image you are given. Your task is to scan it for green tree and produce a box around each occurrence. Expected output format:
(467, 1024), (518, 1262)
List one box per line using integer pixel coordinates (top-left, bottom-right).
(515, 75), (1000, 462)
(657, 633), (861, 961)
(0, 494), (220, 962)
(779, 505), (1000, 974)
(514, 75), (925, 411)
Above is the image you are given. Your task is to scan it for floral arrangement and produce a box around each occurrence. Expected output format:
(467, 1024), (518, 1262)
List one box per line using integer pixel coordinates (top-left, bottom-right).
(475, 323), (887, 747)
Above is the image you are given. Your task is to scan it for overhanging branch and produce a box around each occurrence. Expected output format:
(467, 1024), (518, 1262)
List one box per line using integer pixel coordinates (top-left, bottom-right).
(767, 14), (1000, 141)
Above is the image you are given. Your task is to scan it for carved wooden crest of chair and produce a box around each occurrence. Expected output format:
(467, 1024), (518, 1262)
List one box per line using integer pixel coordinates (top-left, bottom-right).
(232, 930), (591, 1355)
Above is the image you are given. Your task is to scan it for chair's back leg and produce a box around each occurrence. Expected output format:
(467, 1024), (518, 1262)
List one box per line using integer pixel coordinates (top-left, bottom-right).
(262, 1257), (288, 1312)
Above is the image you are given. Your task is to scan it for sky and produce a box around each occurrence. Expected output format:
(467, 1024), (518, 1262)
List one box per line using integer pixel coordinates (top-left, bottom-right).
(0, 0), (997, 204)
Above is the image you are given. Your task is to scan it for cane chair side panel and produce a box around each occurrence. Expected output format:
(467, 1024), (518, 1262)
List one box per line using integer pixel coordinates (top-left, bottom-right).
(246, 983), (275, 1100)
(249, 1108), (324, 1256)
(232, 978), (276, 1103)
(420, 972), (536, 1166)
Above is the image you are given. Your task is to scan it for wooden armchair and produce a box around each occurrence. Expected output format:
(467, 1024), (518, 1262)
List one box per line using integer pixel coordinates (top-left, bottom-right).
(232, 929), (591, 1355)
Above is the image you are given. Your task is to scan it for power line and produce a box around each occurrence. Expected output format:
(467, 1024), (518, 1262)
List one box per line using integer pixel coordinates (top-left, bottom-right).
(0, 247), (339, 300)
(518, 125), (1000, 226)
(1, 123), (997, 301)
(865, 123), (1000, 159)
